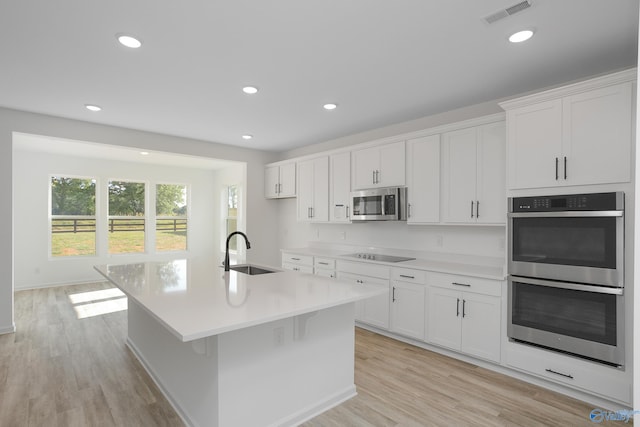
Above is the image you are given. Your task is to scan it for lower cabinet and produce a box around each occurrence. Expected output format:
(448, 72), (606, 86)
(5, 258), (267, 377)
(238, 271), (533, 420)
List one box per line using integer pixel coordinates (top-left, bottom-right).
(338, 271), (390, 330)
(390, 268), (426, 340)
(427, 274), (502, 363)
(281, 252), (314, 274)
(314, 257), (336, 278)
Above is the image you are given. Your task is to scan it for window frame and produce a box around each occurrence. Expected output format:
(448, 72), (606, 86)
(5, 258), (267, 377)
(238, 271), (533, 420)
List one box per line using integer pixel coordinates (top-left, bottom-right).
(155, 182), (189, 253)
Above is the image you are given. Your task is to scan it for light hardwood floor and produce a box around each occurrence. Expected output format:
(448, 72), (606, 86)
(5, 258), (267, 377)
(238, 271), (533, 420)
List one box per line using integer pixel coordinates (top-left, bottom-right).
(0, 282), (628, 426)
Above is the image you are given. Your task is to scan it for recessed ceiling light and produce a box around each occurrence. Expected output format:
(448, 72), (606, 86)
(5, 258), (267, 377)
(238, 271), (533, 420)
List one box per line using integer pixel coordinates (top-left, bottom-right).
(85, 104), (102, 112)
(242, 86), (258, 94)
(117, 34), (142, 48)
(140, 151), (149, 156)
(508, 29), (534, 43)
(323, 103), (338, 110)
(242, 134), (253, 140)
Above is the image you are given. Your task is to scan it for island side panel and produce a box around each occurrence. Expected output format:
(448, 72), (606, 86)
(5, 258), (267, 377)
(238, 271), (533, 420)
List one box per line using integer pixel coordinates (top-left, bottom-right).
(126, 300), (220, 427)
(217, 303), (357, 427)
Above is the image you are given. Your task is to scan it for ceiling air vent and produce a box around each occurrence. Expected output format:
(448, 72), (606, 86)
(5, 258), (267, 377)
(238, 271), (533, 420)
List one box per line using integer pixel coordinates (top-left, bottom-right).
(484, 0), (532, 24)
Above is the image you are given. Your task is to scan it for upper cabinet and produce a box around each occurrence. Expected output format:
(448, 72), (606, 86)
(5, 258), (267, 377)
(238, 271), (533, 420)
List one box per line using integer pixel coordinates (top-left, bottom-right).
(265, 162), (296, 198)
(351, 141), (405, 190)
(442, 121), (506, 224)
(297, 156), (329, 222)
(501, 71), (635, 190)
(406, 135), (440, 224)
(329, 151), (352, 223)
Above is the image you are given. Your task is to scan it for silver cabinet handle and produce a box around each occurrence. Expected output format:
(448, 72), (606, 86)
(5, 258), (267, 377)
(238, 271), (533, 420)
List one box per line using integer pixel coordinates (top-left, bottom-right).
(555, 157), (559, 180)
(399, 274), (415, 279)
(545, 368), (574, 379)
(376, 170), (380, 184)
(372, 170), (376, 184)
(564, 156), (567, 180)
(275, 183), (279, 194)
(291, 257), (301, 261)
(470, 201), (474, 218)
(476, 200), (479, 219)
(346, 206), (350, 218)
(462, 299), (466, 318)
(452, 282), (471, 287)
(318, 262), (329, 265)
(456, 298), (460, 317)
(311, 207), (314, 218)
(392, 286), (396, 302)
(408, 203), (412, 218)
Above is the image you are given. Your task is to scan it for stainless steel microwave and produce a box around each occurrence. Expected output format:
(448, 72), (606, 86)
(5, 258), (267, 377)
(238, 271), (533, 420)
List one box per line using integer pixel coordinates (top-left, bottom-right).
(351, 187), (407, 221)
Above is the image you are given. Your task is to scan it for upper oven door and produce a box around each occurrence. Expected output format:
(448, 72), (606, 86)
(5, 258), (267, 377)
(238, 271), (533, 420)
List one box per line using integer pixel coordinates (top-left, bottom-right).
(508, 210), (624, 287)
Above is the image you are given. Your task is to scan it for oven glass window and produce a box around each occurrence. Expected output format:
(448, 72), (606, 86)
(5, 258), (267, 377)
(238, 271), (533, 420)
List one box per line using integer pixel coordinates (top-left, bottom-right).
(511, 217), (617, 268)
(511, 281), (617, 345)
(353, 196), (382, 216)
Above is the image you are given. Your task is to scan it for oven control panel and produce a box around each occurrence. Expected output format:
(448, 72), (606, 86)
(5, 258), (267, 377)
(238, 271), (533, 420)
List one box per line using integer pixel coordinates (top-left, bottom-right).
(511, 192), (622, 212)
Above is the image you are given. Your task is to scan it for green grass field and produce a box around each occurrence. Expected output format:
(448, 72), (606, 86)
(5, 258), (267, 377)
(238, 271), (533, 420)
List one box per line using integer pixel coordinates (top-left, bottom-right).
(51, 230), (187, 256)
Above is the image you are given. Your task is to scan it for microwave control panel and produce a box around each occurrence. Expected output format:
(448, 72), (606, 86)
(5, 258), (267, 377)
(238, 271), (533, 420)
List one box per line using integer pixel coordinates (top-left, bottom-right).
(511, 192), (622, 212)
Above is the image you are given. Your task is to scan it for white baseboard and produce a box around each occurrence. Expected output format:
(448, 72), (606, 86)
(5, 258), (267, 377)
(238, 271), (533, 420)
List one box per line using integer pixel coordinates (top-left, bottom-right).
(15, 279), (108, 291)
(0, 324), (16, 335)
(273, 385), (357, 427)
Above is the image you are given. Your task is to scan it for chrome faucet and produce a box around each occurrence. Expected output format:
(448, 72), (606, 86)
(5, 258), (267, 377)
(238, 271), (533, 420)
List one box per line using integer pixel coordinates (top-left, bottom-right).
(224, 231), (251, 272)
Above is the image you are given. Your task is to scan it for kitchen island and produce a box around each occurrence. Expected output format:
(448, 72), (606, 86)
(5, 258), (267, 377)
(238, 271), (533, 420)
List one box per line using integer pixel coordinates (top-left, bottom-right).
(94, 258), (386, 427)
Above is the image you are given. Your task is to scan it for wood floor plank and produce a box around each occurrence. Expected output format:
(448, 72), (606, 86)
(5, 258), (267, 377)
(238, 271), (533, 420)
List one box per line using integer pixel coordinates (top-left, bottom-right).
(0, 283), (630, 427)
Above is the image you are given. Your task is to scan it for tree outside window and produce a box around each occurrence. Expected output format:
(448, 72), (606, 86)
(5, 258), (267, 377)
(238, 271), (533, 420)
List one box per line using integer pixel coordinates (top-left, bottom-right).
(226, 185), (238, 251)
(50, 176), (96, 257)
(108, 180), (146, 254)
(156, 184), (187, 252)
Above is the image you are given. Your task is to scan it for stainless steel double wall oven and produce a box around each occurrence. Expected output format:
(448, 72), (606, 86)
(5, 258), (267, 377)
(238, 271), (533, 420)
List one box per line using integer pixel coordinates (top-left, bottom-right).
(507, 192), (624, 366)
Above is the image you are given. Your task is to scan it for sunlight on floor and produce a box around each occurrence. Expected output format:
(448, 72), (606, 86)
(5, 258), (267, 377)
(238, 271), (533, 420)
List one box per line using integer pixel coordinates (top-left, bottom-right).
(68, 287), (127, 319)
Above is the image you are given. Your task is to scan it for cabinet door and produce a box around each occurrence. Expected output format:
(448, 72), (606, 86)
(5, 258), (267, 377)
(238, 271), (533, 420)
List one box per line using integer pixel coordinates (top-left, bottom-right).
(378, 141), (406, 187)
(311, 156), (329, 222)
(296, 159), (314, 221)
(330, 152), (352, 222)
(278, 162), (296, 197)
(314, 269), (336, 279)
(265, 166), (280, 198)
(507, 99), (562, 189)
(359, 276), (390, 329)
(442, 127), (477, 223)
(562, 82), (632, 186)
(460, 292), (501, 363)
(390, 281), (425, 340)
(428, 287), (461, 351)
(406, 135), (440, 223)
(351, 146), (379, 190)
(476, 122), (506, 224)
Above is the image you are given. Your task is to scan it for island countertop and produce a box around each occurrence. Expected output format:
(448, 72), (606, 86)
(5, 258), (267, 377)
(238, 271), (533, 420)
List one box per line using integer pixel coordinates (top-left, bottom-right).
(94, 258), (386, 342)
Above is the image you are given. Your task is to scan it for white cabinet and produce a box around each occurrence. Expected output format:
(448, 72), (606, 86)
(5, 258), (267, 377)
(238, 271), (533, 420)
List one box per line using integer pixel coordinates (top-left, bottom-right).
(265, 162), (296, 198)
(336, 260), (390, 329)
(390, 268), (426, 340)
(314, 257), (336, 278)
(406, 135), (440, 224)
(297, 157), (329, 222)
(351, 141), (405, 190)
(281, 252), (313, 274)
(329, 152), (352, 223)
(442, 122), (505, 224)
(504, 79), (633, 189)
(427, 273), (502, 363)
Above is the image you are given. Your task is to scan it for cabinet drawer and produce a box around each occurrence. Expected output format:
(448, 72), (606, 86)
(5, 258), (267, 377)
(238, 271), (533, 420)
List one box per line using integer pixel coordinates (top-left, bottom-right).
(336, 260), (390, 279)
(391, 267), (426, 284)
(314, 269), (336, 279)
(282, 252), (313, 266)
(428, 272), (502, 297)
(506, 342), (631, 404)
(282, 263), (313, 274)
(314, 257), (336, 269)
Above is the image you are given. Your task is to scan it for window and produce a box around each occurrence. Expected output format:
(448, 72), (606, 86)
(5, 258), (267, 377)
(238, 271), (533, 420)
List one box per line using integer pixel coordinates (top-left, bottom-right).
(225, 185), (238, 251)
(108, 180), (146, 254)
(50, 176), (96, 257)
(156, 184), (188, 252)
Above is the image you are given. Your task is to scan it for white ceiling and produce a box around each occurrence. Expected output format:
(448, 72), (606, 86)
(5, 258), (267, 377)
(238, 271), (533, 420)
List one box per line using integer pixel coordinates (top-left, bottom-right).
(1, 1), (637, 153)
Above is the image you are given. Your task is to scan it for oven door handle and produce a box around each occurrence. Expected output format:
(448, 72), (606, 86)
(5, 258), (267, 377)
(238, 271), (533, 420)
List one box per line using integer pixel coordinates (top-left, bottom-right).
(508, 210), (623, 218)
(509, 276), (623, 295)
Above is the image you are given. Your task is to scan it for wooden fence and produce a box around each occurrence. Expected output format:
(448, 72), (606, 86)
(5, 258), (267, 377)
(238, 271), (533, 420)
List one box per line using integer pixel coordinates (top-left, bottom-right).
(51, 216), (187, 233)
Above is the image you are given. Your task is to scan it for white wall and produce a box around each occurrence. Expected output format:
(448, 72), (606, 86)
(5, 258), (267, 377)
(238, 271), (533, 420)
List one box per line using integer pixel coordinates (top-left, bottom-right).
(0, 107), (279, 333)
(13, 149), (227, 289)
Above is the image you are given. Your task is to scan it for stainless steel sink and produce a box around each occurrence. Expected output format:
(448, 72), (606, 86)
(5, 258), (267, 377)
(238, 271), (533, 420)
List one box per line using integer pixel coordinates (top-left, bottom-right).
(229, 264), (277, 275)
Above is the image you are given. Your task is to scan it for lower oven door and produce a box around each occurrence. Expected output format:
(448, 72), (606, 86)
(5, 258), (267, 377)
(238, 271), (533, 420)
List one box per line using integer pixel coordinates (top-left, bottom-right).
(508, 276), (624, 366)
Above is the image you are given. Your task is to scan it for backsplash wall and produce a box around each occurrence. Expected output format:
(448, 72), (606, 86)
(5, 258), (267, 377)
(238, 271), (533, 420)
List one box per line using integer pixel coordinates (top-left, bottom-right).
(276, 198), (506, 258)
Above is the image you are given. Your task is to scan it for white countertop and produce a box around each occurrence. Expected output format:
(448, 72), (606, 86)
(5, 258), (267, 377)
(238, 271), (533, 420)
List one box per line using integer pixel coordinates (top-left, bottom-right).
(94, 258), (386, 342)
(282, 247), (506, 280)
